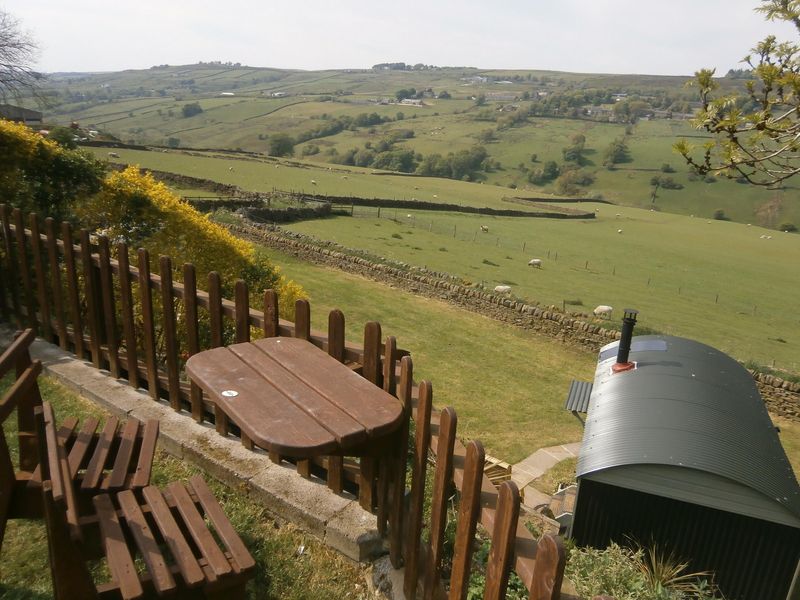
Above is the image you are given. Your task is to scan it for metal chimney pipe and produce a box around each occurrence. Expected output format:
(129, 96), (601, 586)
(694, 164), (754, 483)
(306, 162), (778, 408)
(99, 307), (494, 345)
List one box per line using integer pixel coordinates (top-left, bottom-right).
(615, 308), (638, 367)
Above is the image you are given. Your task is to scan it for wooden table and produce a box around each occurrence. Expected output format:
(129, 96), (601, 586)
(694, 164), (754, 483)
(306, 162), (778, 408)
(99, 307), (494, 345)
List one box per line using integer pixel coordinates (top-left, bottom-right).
(185, 337), (405, 460)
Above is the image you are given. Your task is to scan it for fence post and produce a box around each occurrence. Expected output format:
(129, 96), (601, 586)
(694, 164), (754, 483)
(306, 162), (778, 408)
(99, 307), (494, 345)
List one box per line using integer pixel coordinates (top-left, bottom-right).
(404, 379), (433, 600)
(449, 440), (485, 600)
(529, 534), (566, 600)
(327, 309), (345, 363)
(389, 355), (413, 568)
(423, 407), (458, 600)
(184, 263), (203, 422)
(116, 243), (139, 389)
(97, 236), (120, 379)
(44, 218), (67, 350)
(159, 256), (181, 411)
(29, 214), (53, 343)
(294, 298), (310, 341)
(0, 205), (21, 325)
(263, 289), (279, 338)
(483, 482), (521, 600)
(14, 209), (36, 329)
(207, 271), (228, 435)
(138, 248), (159, 400)
(79, 229), (103, 368)
(234, 279), (250, 343)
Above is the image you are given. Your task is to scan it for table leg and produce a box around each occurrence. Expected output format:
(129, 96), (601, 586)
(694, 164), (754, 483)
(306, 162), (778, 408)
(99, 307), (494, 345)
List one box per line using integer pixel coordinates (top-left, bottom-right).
(327, 456), (344, 494)
(359, 457), (376, 511)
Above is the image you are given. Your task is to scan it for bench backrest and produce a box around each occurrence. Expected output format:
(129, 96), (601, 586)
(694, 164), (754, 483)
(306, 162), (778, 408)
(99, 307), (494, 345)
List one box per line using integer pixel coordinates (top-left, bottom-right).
(0, 329), (43, 472)
(0, 329), (43, 551)
(34, 402), (95, 599)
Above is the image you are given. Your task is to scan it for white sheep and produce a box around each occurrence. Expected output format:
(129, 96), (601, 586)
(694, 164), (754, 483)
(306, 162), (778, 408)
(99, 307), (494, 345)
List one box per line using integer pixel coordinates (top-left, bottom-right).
(617, 229), (623, 234)
(494, 285), (512, 294)
(593, 305), (613, 318)
(433, 194), (438, 198)
(341, 175), (348, 179)
(228, 167), (234, 171)
(406, 214), (412, 218)
(480, 225), (489, 232)
(528, 258), (542, 268)
(311, 179), (317, 185)
(108, 152), (120, 158)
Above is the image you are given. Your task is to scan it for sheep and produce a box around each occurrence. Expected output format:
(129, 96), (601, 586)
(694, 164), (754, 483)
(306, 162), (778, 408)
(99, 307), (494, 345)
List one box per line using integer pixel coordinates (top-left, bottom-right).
(615, 213), (621, 218)
(494, 285), (512, 294)
(480, 225), (489, 232)
(108, 152), (120, 158)
(310, 180), (317, 185)
(528, 258), (542, 268)
(433, 194), (438, 198)
(406, 214), (412, 218)
(228, 167), (234, 171)
(341, 175), (348, 179)
(617, 229), (623, 234)
(593, 305), (613, 318)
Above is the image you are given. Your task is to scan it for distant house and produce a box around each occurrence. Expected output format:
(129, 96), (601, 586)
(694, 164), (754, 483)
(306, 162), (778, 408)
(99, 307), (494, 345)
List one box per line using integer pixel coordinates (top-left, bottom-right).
(219, 92), (235, 97)
(399, 98), (424, 106)
(271, 92), (287, 98)
(0, 104), (43, 126)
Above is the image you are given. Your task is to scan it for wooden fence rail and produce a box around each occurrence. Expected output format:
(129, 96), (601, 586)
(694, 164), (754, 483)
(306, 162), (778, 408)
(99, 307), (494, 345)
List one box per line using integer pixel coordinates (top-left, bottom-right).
(0, 205), (566, 600)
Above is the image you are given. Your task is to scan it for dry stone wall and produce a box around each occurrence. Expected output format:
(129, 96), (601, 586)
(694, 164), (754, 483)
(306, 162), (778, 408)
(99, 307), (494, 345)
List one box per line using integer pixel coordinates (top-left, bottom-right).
(227, 221), (800, 421)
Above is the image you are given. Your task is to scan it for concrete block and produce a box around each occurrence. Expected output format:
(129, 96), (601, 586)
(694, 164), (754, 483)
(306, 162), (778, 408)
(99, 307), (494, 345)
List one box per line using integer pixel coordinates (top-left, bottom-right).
(325, 501), (385, 562)
(249, 464), (352, 538)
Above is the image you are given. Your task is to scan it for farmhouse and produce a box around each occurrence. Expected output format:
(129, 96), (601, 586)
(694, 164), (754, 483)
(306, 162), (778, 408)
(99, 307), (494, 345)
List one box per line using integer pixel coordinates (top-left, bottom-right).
(0, 104), (43, 126)
(399, 98), (424, 106)
(566, 312), (800, 600)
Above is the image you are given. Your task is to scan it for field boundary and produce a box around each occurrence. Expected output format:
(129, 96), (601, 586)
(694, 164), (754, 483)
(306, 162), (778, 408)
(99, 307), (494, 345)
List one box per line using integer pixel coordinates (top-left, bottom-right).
(227, 220), (800, 421)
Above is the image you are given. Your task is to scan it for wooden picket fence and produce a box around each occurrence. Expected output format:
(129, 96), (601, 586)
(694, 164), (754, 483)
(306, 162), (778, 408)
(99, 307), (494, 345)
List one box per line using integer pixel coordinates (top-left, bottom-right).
(0, 205), (567, 600)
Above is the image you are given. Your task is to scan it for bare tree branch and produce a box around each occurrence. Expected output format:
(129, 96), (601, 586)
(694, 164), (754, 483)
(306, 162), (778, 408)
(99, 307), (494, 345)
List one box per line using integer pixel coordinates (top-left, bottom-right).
(0, 10), (44, 103)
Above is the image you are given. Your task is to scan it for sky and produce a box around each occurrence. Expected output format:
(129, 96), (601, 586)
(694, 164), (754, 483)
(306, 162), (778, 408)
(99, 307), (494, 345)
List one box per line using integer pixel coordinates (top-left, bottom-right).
(4, 0), (798, 76)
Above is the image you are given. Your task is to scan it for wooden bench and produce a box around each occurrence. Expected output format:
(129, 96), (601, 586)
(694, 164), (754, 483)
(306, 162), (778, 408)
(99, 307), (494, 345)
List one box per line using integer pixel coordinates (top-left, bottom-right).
(36, 401), (256, 599)
(0, 329), (158, 520)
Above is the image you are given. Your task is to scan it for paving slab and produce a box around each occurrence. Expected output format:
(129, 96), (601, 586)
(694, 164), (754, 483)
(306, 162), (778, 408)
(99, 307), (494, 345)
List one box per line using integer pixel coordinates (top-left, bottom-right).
(2, 329), (385, 563)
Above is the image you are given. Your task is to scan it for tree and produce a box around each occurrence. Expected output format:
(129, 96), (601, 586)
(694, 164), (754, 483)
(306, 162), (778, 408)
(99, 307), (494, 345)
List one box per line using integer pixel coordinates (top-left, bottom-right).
(181, 102), (203, 118)
(268, 133), (295, 157)
(602, 138), (631, 167)
(676, 1), (800, 186)
(0, 10), (43, 102)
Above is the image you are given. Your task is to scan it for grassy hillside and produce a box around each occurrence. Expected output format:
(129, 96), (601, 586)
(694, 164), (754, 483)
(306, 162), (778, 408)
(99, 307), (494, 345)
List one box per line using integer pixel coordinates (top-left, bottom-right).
(34, 63), (796, 228)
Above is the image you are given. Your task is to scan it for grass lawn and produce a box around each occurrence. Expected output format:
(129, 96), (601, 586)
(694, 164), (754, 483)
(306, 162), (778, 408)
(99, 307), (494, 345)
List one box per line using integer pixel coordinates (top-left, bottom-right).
(0, 374), (368, 600)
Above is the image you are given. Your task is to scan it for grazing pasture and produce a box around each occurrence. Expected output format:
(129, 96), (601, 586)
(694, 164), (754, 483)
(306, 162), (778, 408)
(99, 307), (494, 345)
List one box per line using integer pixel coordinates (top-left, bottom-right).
(284, 205), (800, 370)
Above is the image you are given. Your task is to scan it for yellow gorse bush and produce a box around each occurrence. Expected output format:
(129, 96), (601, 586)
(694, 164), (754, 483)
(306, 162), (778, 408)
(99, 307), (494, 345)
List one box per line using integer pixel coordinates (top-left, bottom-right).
(78, 166), (305, 319)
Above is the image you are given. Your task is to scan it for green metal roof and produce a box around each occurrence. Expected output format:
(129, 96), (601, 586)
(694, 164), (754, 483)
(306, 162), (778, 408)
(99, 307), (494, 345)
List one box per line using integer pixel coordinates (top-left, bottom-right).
(577, 335), (800, 528)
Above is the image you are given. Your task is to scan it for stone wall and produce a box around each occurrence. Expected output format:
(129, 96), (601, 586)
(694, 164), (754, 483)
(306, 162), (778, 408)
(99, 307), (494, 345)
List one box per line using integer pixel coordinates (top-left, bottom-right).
(227, 220), (800, 421)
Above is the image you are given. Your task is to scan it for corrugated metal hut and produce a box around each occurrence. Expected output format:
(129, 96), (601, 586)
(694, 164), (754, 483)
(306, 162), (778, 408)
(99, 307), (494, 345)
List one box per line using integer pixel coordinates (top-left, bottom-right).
(569, 328), (800, 600)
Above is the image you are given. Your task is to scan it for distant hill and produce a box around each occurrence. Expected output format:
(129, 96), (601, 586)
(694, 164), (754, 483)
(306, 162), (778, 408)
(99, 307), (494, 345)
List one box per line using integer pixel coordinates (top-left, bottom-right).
(21, 64), (799, 230)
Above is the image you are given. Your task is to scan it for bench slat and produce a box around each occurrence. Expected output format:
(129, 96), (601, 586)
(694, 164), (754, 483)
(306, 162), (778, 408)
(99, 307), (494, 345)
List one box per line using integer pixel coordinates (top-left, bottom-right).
(107, 419), (139, 490)
(167, 481), (232, 578)
(67, 417), (99, 476)
(82, 416), (118, 490)
(188, 476), (255, 573)
(117, 489), (176, 595)
(93, 493), (144, 600)
(131, 420), (158, 488)
(28, 416), (79, 487)
(142, 485), (206, 587)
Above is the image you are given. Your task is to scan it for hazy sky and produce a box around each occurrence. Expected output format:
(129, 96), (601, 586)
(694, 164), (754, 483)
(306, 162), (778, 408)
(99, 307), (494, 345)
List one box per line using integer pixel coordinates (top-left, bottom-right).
(4, 0), (798, 76)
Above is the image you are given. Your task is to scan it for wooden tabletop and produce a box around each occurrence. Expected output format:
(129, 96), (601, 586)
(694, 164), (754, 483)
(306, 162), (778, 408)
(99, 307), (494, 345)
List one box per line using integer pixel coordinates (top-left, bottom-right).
(186, 337), (404, 457)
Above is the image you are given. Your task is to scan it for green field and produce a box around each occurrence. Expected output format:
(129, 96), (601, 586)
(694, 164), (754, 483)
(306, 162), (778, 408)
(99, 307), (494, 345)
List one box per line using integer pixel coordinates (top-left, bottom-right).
(282, 206), (800, 370)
